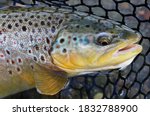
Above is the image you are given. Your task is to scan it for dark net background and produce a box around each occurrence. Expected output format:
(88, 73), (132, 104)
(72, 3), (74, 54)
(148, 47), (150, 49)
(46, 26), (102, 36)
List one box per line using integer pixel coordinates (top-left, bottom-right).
(1, 0), (150, 99)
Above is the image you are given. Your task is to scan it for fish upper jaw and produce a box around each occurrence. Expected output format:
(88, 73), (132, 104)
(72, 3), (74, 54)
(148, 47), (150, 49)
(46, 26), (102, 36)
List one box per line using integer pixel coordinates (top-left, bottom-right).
(112, 32), (142, 57)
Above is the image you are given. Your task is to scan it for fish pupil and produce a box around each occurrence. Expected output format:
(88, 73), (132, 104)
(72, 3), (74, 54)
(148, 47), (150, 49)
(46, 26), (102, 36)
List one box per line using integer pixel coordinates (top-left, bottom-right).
(97, 36), (111, 46)
(101, 41), (109, 46)
(60, 38), (65, 43)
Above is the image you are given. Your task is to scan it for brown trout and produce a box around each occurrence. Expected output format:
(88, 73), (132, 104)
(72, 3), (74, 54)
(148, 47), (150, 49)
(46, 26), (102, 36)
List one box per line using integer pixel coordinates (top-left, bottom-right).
(0, 6), (142, 98)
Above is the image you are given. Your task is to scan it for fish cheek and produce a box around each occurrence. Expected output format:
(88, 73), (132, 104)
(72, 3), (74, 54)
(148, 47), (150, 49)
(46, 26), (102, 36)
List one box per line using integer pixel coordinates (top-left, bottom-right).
(51, 52), (77, 70)
(51, 51), (91, 71)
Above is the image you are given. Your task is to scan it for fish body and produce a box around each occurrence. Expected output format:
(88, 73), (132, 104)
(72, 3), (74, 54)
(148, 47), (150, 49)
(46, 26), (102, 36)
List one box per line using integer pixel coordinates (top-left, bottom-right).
(0, 7), (142, 98)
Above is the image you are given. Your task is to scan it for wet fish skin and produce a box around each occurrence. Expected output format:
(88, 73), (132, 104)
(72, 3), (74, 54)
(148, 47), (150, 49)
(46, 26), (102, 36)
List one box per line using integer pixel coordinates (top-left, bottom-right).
(0, 7), (142, 98)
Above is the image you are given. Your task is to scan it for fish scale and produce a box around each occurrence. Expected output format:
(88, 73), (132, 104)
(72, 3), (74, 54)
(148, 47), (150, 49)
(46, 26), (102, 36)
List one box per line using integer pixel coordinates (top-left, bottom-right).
(0, 7), (68, 66)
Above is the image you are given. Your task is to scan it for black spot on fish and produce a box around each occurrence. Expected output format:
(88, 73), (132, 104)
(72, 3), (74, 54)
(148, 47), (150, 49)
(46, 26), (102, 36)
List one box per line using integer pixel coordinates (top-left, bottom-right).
(33, 56), (37, 62)
(15, 23), (19, 27)
(46, 37), (50, 44)
(7, 24), (12, 29)
(30, 15), (34, 18)
(55, 17), (59, 20)
(41, 21), (45, 25)
(2, 22), (6, 27)
(5, 50), (10, 55)
(44, 45), (48, 51)
(59, 19), (63, 24)
(51, 26), (56, 33)
(34, 45), (39, 51)
(8, 70), (12, 75)
(22, 26), (27, 31)
(62, 48), (67, 53)
(85, 24), (90, 28)
(12, 19), (16, 22)
(14, 15), (18, 18)
(40, 55), (45, 62)
(28, 21), (32, 26)
(37, 15), (40, 19)
(47, 22), (51, 26)
(76, 25), (80, 28)
(20, 43), (24, 48)
(28, 49), (32, 54)
(48, 16), (51, 20)
(2, 15), (6, 18)
(19, 19), (23, 23)
(16, 67), (21, 72)
(34, 23), (38, 27)
(22, 13), (25, 17)
(24, 18), (28, 22)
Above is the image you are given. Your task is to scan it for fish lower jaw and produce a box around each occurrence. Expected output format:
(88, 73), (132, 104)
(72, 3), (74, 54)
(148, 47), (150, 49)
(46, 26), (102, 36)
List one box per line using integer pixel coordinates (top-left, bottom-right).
(63, 57), (136, 74)
(79, 57), (136, 72)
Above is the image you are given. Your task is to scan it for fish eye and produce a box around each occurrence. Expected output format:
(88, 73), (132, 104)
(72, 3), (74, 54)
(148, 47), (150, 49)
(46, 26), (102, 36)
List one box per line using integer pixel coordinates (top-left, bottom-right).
(96, 36), (111, 46)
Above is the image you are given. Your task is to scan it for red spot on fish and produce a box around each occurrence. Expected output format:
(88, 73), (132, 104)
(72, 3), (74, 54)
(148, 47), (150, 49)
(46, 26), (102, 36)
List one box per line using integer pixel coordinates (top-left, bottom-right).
(28, 49), (32, 53)
(68, 36), (71, 39)
(11, 60), (15, 64)
(68, 40), (71, 44)
(18, 58), (22, 63)
(6, 59), (9, 63)
(0, 54), (4, 57)
(2, 29), (7, 32)
(56, 45), (60, 49)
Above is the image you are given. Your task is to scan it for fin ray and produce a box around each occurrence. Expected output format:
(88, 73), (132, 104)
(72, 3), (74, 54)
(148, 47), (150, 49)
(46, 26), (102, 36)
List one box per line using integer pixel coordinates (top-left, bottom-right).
(34, 64), (68, 95)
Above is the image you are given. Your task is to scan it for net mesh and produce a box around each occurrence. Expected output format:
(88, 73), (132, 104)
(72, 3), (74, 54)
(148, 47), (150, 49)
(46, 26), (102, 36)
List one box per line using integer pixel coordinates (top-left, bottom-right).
(2, 0), (150, 99)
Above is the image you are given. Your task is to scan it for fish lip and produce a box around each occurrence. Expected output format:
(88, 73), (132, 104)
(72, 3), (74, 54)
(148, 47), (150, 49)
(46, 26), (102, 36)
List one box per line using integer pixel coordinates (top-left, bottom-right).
(113, 34), (142, 55)
(116, 44), (142, 54)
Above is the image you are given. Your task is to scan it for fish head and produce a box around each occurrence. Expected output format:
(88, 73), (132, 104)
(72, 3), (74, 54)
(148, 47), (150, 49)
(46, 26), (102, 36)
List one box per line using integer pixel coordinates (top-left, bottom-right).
(51, 18), (142, 74)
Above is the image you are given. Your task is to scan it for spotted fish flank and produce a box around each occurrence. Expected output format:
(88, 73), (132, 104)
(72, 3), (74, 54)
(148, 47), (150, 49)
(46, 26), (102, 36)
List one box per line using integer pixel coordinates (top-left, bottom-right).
(0, 6), (142, 98)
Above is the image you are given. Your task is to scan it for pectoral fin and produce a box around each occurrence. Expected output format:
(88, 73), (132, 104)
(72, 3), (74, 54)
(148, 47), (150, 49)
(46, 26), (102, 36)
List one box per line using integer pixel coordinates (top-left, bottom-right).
(34, 64), (68, 95)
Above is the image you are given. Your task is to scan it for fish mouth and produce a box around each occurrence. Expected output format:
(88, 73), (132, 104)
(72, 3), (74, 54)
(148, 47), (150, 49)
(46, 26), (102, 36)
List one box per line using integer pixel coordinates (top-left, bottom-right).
(113, 34), (142, 56)
(115, 44), (142, 55)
